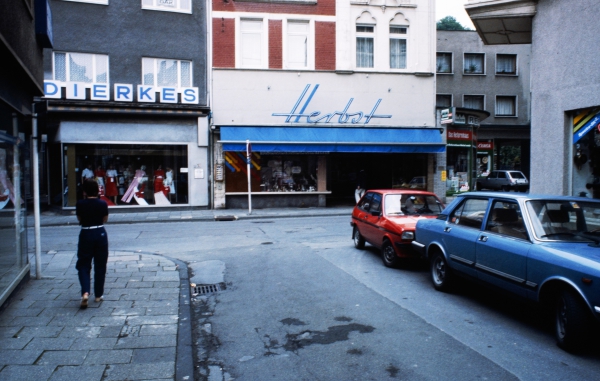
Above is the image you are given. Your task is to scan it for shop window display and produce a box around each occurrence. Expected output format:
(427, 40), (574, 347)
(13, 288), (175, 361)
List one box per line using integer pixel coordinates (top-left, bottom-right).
(225, 153), (318, 192)
(62, 143), (187, 207)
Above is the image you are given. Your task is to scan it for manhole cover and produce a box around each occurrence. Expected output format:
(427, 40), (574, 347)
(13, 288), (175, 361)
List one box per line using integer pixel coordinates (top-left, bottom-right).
(193, 283), (226, 295)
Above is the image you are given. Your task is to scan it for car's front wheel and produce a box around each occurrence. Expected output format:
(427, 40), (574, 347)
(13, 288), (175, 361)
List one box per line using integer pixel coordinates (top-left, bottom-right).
(555, 289), (592, 351)
(353, 226), (365, 249)
(381, 240), (399, 268)
(430, 251), (453, 292)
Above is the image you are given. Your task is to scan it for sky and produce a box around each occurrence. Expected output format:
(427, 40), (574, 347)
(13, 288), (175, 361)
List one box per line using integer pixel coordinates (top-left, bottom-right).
(436, 0), (475, 29)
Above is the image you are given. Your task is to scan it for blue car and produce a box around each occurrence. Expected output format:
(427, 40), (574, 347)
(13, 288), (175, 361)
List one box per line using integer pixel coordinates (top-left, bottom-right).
(412, 192), (600, 351)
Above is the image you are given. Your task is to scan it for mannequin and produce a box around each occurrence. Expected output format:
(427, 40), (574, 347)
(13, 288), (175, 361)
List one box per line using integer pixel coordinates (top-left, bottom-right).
(164, 167), (175, 201)
(153, 165), (170, 205)
(105, 164), (118, 204)
(121, 165), (148, 205)
(0, 149), (17, 209)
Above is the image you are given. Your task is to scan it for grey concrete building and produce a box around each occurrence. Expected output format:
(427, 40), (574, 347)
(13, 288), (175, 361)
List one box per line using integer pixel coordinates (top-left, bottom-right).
(466, 0), (600, 198)
(40, 0), (210, 210)
(1, 0), (51, 307)
(436, 30), (531, 192)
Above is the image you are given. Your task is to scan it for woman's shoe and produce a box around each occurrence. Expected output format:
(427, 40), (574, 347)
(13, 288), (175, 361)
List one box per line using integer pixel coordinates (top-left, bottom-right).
(95, 296), (103, 303)
(80, 293), (89, 309)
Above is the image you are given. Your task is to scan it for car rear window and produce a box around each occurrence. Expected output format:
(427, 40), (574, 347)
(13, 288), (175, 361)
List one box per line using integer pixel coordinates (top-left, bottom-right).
(509, 171), (525, 179)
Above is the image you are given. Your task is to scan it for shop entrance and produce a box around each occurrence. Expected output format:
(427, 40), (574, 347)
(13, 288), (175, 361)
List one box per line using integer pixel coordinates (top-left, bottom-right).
(326, 153), (428, 206)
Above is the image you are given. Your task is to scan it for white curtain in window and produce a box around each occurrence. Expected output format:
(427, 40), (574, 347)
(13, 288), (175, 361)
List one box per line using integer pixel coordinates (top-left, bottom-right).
(390, 39), (406, 69)
(241, 20), (263, 68)
(288, 22), (308, 68)
(356, 37), (373, 68)
(497, 97), (515, 115)
(157, 59), (178, 87)
(464, 54), (483, 73)
(54, 53), (67, 82)
(464, 96), (484, 110)
(142, 58), (154, 85)
(69, 53), (94, 83)
(180, 61), (191, 87)
(436, 54), (451, 73)
(497, 55), (515, 73)
(436, 95), (451, 108)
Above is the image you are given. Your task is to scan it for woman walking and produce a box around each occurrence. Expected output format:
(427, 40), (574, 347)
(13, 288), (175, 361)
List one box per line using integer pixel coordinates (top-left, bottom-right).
(76, 180), (109, 308)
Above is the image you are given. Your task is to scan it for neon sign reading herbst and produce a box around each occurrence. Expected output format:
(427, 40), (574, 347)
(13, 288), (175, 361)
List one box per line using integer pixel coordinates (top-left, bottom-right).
(273, 84), (392, 124)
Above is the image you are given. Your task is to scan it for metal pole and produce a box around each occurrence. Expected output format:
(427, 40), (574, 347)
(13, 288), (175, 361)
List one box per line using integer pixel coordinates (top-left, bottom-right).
(32, 107), (42, 280)
(246, 140), (252, 215)
(12, 114), (22, 268)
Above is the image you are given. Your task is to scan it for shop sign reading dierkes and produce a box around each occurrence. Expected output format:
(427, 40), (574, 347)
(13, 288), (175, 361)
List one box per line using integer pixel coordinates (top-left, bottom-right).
(43, 81), (200, 104)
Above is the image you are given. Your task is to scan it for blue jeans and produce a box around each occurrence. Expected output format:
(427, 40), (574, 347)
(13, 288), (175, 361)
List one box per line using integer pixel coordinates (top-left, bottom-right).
(76, 228), (109, 297)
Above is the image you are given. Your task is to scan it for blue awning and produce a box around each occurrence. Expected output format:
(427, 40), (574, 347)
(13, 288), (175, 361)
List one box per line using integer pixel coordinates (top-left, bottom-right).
(219, 126), (445, 153)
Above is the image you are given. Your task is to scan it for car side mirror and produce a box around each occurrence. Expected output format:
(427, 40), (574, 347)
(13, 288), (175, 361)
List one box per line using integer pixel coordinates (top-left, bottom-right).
(371, 211), (381, 217)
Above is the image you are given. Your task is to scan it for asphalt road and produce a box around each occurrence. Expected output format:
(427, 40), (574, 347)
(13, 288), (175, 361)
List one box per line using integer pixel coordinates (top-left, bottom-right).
(35, 216), (600, 380)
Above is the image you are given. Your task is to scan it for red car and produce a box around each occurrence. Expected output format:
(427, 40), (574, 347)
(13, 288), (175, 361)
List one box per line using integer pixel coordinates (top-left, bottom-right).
(350, 189), (445, 267)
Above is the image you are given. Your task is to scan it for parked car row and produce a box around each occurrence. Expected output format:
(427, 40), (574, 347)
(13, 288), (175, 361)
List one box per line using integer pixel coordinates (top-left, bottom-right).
(476, 170), (529, 192)
(351, 190), (600, 352)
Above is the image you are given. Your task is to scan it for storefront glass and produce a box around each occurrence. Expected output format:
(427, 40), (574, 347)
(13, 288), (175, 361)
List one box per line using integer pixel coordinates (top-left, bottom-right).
(0, 142), (28, 300)
(62, 143), (188, 207)
(225, 152), (319, 193)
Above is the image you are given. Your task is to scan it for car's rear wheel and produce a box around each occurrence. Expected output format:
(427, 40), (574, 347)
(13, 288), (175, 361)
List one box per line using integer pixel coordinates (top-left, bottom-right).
(501, 185), (510, 192)
(353, 226), (365, 249)
(555, 289), (591, 351)
(475, 182), (482, 191)
(430, 251), (453, 292)
(381, 240), (399, 268)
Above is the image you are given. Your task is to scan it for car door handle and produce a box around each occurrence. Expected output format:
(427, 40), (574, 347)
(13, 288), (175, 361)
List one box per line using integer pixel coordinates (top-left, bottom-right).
(444, 227), (452, 232)
(479, 235), (488, 242)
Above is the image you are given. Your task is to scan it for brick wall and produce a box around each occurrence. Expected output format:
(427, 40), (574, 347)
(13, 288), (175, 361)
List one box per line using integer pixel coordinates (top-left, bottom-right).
(269, 20), (282, 69)
(213, 17), (235, 68)
(315, 21), (335, 71)
(213, 0), (335, 16)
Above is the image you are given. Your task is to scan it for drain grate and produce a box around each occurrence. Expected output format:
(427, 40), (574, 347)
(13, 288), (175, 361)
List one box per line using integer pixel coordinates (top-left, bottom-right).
(193, 283), (225, 295)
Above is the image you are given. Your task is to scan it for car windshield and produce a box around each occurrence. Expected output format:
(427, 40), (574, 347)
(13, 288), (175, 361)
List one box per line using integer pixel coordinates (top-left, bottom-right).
(385, 194), (443, 216)
(526, 200), (600, 242)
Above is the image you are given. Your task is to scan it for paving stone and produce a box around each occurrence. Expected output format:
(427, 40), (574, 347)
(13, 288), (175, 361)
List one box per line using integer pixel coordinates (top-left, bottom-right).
(87, 316), (127, 326)
(4, 316), (53, 327)
(131, 347), (176, 364)
(16, 326), (63, 339)
(126, 281), (155, 289)
(24, 337), (74, 351)
(98, 326), (122, 338)
(69, 337), (117, 350)
(126, 315), (178, 326)
(47, 315), (93, 327)
(36, 350), (88, 366)
(0, 365), (56, 381)
(0, 349), (43, 365)
(103, 361), (174, 380)
(119, 294), (150, 301)
(37, 308), (79, 318)
(0, 308), (44, 318)
(139, 324), (177, 336)
(84, 349), (132, 365)
(145, 305), (178, 315)
(58, 326), (101, 339)
(48, 364), (106, 381)
(114, 335), (176, 349)
(111, 308), (146, 316)
(0, 337), (32, 350)
(0, 326), (21, 338)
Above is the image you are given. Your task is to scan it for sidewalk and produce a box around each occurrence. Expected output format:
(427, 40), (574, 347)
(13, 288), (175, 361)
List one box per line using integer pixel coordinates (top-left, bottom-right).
(0, 250), (192, 381)
(32, 206), (353, 227)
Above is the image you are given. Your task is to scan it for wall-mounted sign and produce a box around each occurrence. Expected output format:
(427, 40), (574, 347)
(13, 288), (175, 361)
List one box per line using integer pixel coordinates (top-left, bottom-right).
(272, 84), (392, 125)
(43, 81), (199, 104)
(448, 130), (472, 141)
(477, 141), (493, 150)
(441, 108), (454, 124)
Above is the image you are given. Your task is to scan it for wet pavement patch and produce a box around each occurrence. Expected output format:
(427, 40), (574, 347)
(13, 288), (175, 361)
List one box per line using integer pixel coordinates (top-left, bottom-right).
(280, 318), (307, 326)
(347, 348), (363, 355)
(386, 364), (400, 378)
(283, 323), (375, 352)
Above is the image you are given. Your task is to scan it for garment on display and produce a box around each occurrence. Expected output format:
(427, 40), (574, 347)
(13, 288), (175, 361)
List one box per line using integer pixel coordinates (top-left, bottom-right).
(121, 166), (148, 205)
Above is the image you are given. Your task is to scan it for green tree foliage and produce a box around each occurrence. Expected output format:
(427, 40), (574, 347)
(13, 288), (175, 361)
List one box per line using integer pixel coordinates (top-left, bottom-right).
(437, 16), (470, 31)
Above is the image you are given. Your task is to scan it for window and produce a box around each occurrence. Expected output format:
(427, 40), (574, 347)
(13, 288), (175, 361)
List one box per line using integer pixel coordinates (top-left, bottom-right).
(436, 53), (452, 73)
(464, 53), (484, 74)
(436, 94), (452, 108)
(240, 19), (265, 68)
(62, 0), (108, 4)
(486, 201), (528, 240)
(464, 95), (484, 110)
(287, 21), (309, 69)
(496, 54), (517, 75)
(356, 25), (374, 68)
(141, 0), (191, 14)
(496, 96), (517, 116)
(53, 52), (108, 83)
(451, 198), (489, 229)
(142, 58), (191, 88)
(389, 26), (407, 69)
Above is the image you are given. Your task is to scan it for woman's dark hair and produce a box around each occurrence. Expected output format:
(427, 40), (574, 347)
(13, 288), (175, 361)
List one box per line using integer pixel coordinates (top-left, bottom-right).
(82, 179), (99, 197)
